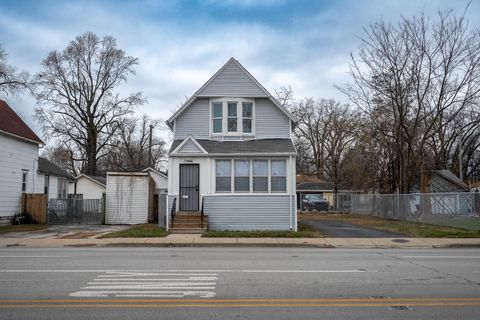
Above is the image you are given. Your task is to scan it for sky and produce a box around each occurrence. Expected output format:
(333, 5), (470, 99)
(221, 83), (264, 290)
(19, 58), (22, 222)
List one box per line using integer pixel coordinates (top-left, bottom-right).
(0, 0), (479, 143)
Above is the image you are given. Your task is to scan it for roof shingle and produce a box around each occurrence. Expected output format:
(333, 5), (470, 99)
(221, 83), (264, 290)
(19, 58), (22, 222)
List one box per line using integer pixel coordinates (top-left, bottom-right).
(0, 100), (43, 144)
(170, 138), (296, 155)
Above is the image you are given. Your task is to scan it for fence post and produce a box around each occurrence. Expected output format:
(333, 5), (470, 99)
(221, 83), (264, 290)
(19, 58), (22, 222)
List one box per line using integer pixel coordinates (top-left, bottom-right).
(102, 193), (106, 224)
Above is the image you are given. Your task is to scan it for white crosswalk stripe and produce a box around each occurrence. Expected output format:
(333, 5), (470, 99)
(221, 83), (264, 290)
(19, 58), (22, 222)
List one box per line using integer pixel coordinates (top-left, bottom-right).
(70, 271), (218, 298)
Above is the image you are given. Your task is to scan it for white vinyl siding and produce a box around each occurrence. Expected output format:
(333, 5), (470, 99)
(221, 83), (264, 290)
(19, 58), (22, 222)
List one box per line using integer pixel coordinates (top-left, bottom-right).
(255, 98), (290, 139)
(0, 133), (41, 218)
(174, 98), (209, 140)
(196, 59), (268, 97)
(75, 177), (106, 199)
(203, 195), (295, 230)
(106, 174), (149, 224)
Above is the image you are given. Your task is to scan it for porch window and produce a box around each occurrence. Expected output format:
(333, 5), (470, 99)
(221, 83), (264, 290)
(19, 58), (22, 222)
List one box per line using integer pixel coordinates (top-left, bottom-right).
(227, 102), (237, 132)
(212, 102), (223, 133)
(235, 160), (250, 192)
(216, 160), (231, 192)
(271, 160), (286, 192)
(253, 160), (268, 192)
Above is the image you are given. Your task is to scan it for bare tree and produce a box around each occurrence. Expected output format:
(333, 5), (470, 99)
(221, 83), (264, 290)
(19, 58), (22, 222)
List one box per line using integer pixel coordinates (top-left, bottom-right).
(34, 32), (145, 175)
(339, 9), (480, 192)
(0, 45), (30, 97)
(100, 115), (167, 173)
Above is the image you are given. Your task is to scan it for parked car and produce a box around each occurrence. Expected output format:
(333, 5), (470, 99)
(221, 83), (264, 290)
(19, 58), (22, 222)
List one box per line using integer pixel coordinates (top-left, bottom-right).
(303, 194), (329, 212)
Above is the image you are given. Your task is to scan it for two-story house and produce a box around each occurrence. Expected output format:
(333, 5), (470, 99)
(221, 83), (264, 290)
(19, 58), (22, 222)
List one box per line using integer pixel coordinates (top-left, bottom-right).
(0, 100), (43, 223)
(166, 58), (297, 232)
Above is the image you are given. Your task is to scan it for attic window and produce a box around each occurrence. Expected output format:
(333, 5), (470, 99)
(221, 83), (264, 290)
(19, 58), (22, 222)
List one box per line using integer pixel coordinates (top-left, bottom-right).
(210, 98), (254, 136)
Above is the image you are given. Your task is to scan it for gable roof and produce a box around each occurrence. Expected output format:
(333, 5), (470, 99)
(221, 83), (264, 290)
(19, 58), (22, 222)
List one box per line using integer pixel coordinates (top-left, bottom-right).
(166, 58), (295, 129)
(432, 170), (469, 191)
(171, 135), (208, 154)
(169, 138), (296, 155)
(38, 157), (74, 180)
(142, 167), (168, 179)
(76, 174), (106, 187)
(0, 100), (43, 144)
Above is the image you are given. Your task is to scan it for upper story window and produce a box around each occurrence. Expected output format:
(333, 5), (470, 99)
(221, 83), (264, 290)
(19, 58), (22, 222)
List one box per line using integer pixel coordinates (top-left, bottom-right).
(211, 98), (254, 136)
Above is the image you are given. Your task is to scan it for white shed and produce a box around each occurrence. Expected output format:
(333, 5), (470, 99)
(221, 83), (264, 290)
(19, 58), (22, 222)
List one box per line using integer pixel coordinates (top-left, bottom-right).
(106, 172), (151, 224)
(70, 174), (106, 199)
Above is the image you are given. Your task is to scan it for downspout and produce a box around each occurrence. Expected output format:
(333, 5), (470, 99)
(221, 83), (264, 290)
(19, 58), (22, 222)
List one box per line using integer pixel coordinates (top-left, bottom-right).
(289, 155), (292, 231)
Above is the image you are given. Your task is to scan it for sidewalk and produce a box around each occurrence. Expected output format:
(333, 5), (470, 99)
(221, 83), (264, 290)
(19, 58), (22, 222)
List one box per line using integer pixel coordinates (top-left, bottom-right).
(1, 234), (480, 248)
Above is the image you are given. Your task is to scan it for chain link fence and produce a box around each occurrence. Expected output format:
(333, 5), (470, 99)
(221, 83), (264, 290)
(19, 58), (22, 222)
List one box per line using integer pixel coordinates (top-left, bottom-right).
(48, 198), (105, 224)
(337, 192), (480, 230)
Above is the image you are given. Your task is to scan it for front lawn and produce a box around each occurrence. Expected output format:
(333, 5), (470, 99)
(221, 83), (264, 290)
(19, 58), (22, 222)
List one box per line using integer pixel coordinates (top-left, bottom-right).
(100, 224), (168, 238)
(299, 212), (480, 238)
(0, 224), (48, 234)
(202, 223), (322, 238)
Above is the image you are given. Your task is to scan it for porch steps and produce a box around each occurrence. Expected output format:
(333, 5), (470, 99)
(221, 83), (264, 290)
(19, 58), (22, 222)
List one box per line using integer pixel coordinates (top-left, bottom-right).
(170, 212), (208, 234)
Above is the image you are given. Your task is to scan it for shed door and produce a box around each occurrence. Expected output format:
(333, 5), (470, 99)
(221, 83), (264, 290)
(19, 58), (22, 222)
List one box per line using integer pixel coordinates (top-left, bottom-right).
(179, 164), (199, 211)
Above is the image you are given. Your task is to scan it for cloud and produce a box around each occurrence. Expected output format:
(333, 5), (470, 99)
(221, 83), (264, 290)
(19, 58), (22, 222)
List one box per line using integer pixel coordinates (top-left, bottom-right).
(0, 0), (478, 142)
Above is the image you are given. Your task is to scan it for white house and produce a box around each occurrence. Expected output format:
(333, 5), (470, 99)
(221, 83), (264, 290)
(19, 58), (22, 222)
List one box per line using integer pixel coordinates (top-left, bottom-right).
(69, 174), (106, 199)
(166, 58), (297, 231)
(37, 157), (75, 200)
(0, 100), (43, 222)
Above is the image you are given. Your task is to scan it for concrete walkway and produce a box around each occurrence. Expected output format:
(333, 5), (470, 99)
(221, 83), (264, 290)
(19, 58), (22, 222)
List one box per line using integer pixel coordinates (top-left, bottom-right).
(1, 234), (480, 248)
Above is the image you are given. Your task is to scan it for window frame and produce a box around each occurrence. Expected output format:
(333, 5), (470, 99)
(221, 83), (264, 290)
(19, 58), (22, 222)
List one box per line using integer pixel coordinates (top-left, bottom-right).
(214, 158), (288, 194)
(212, 102), (223, 134)
(209, 98), (255, 137)
(270, 160), (287, 193)
(21, 171), (28, 193)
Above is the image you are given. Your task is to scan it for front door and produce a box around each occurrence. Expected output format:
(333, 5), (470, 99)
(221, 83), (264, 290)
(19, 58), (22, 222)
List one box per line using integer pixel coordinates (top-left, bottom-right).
(179, 164), (199, 211)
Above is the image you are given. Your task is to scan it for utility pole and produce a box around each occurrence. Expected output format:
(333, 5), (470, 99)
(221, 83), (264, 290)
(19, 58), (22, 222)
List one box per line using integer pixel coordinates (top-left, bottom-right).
(148, 124), (153, 168)
(459, 139), (463, 182)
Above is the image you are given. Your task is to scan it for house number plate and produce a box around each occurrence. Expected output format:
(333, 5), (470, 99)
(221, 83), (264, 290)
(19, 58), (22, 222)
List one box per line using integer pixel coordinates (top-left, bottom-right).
(182, 195), (189, 199)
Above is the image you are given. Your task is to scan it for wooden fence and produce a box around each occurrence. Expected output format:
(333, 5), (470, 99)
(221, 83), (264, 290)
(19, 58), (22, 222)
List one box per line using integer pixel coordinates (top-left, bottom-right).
(22, 194), (48, 223)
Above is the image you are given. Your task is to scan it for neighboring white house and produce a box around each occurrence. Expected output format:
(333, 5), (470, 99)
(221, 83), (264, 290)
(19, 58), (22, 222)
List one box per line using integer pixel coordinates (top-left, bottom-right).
(0, 100), (44, 223)
(37, 157), (75, 200)
(69, 174), (106, 199)
(166, 58), (297, 231)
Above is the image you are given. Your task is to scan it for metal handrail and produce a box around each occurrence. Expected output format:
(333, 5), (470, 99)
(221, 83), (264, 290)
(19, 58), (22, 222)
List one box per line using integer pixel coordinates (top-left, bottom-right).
(201, 199), (204, 228)
(170, 197), (177, 228)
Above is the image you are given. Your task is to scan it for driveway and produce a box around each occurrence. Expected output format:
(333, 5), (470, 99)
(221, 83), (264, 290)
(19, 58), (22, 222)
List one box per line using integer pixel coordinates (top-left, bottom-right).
(301, 220), (407, 238)
(1, 225), (129, 239)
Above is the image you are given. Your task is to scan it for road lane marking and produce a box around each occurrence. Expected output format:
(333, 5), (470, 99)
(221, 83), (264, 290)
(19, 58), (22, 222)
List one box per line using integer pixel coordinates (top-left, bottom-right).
(0, 269), (372, 273)
(70, 271), (218, 298)
(1, 302), (480, 308)
(70, 291), (217, 298)
(402, 256), (480, 259)
(0, 256), (71, 258)
(3, 298), (480, 303)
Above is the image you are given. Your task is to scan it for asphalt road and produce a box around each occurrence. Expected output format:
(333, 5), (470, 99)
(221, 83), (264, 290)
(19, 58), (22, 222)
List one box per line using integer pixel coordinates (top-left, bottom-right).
(302, 219), (407, 238)
(0, 247), (479, 319)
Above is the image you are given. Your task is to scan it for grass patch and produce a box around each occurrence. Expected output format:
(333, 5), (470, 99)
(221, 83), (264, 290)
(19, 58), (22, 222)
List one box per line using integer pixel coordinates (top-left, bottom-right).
(100, 224), (168, 238)
(0, 224), (48, 234)
(203, 224), (321, 238)
(299, 212), (480, 238)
